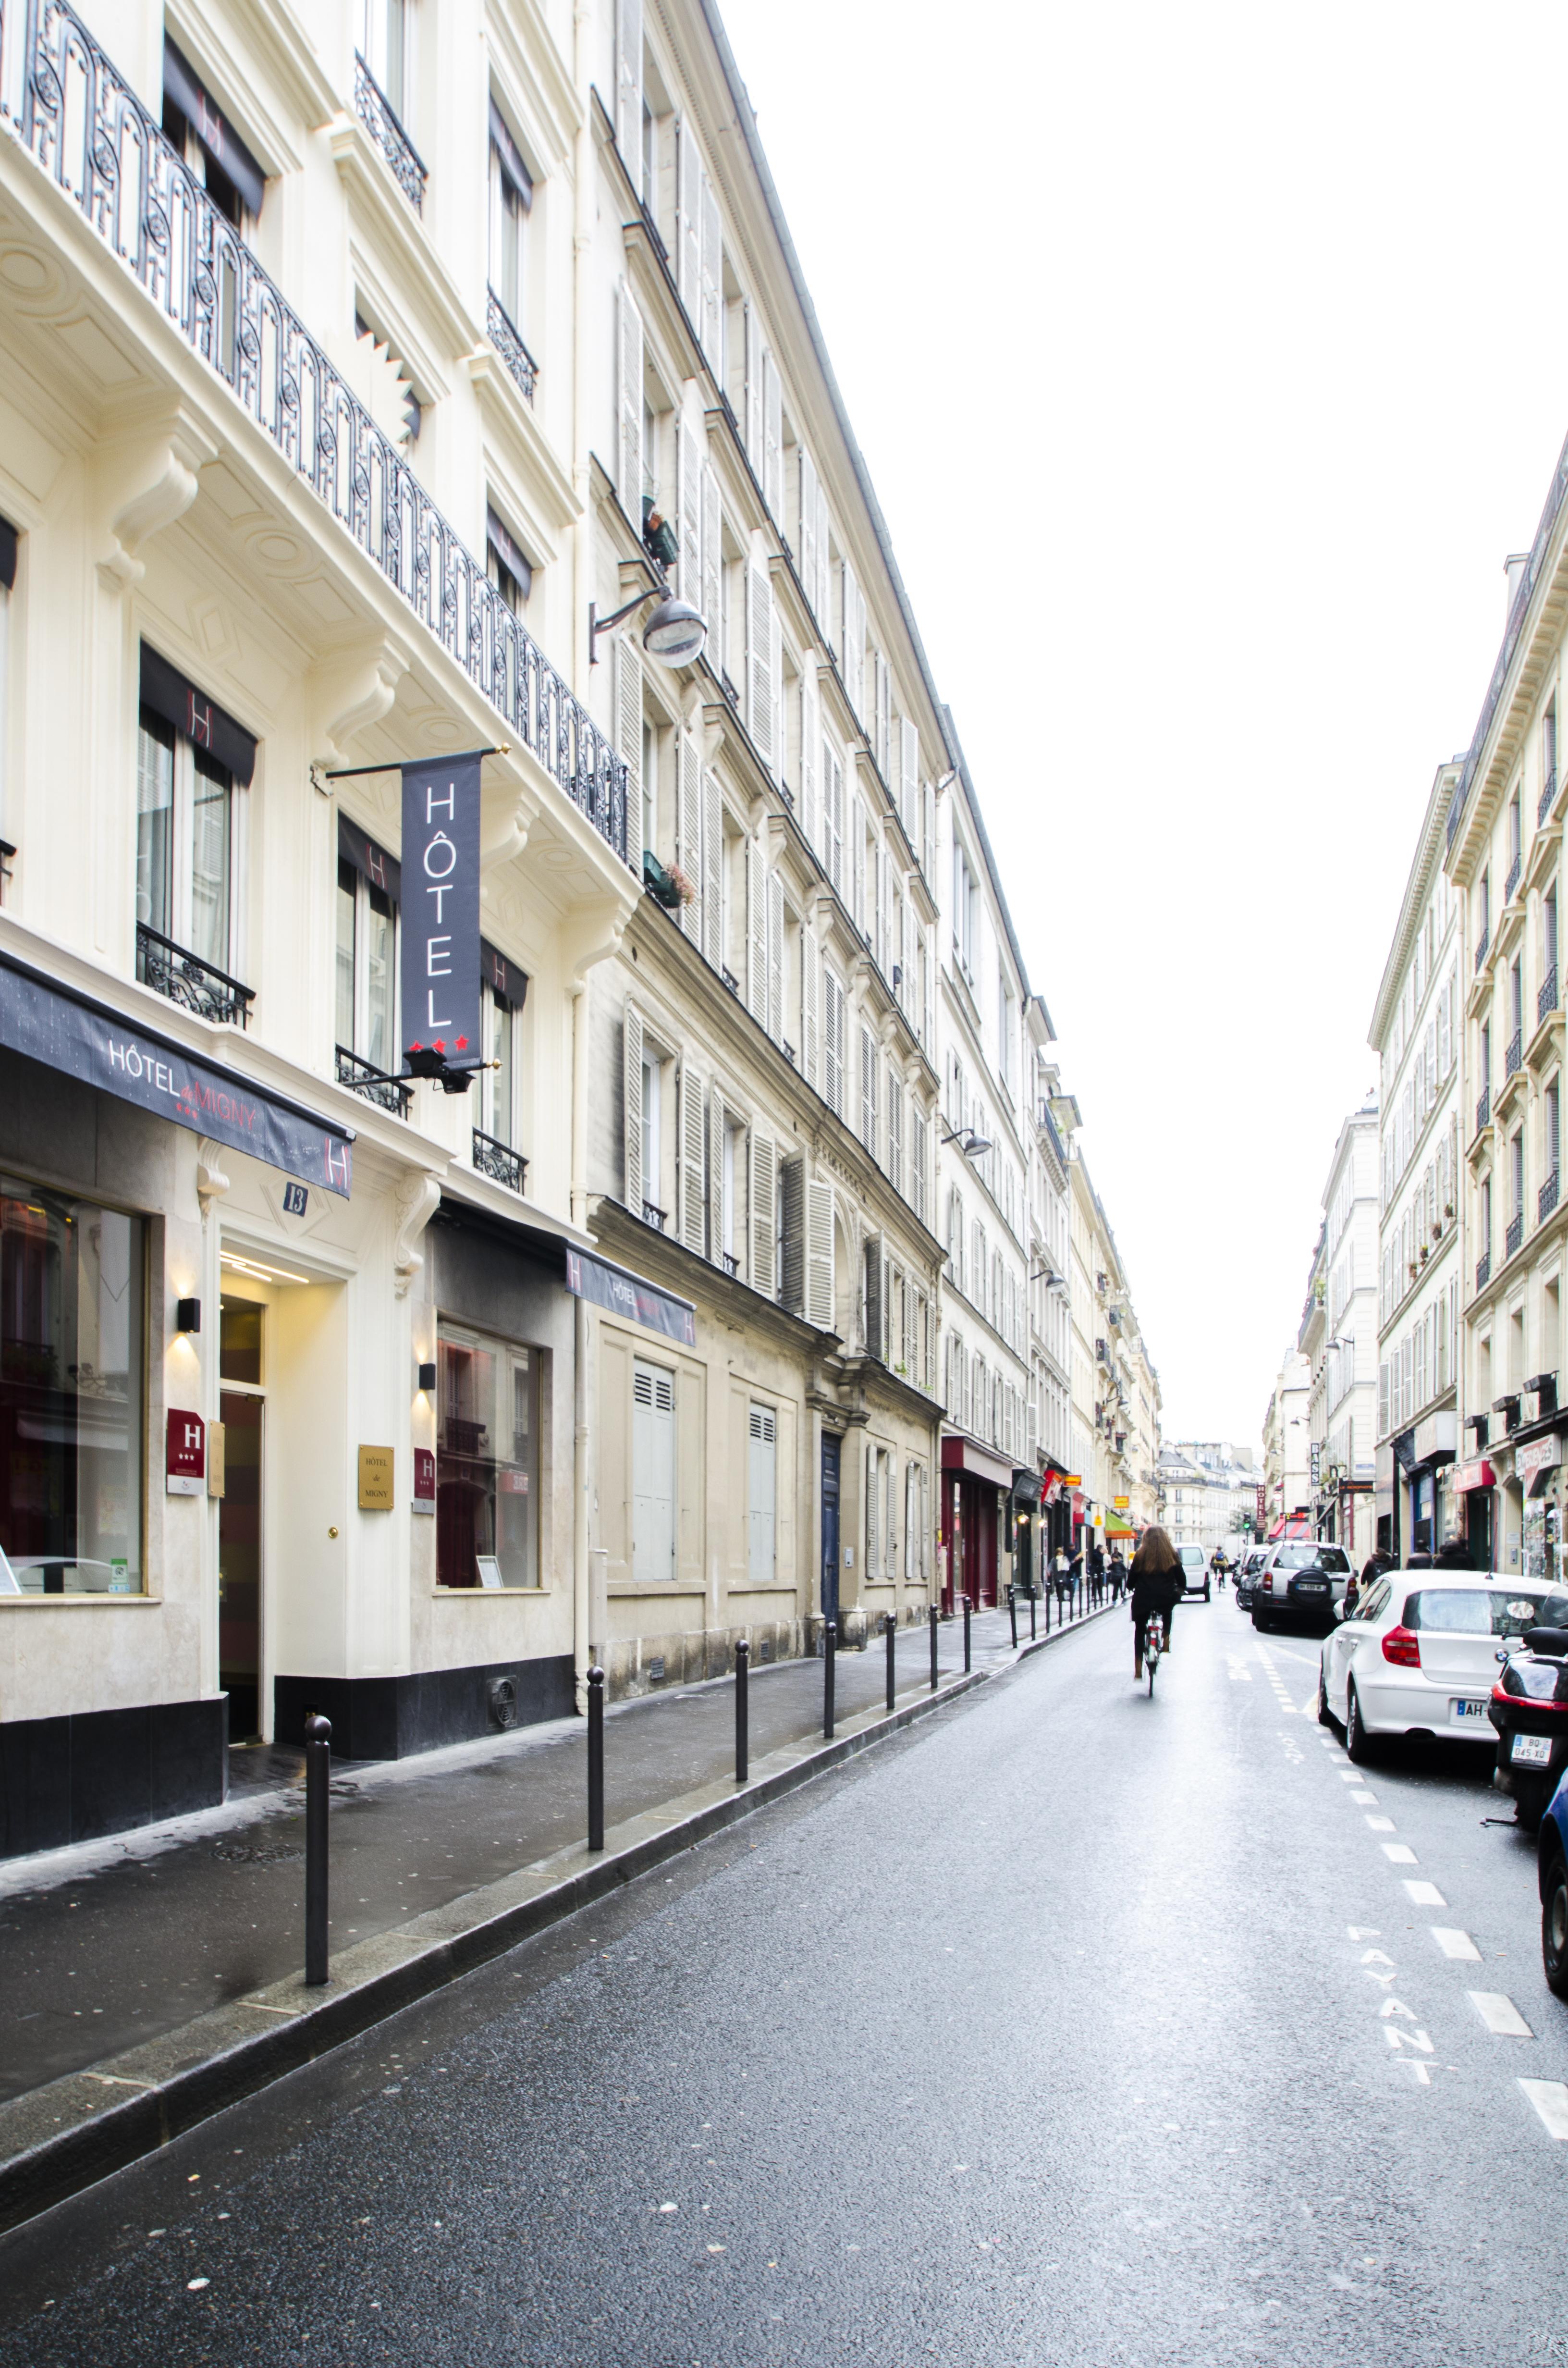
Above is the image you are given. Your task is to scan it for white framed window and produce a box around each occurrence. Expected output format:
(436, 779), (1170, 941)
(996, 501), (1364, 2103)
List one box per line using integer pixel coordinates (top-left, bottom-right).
(481, 960), (525, 1151)
(336, 843), (396, 1075)
(138, 709), (246, 987)
(486, 507), (532, 616)
(641, 1046), (666, 1222)
(633, 1360), (676, 1583)
(488, 103), (532, 335)
(748, 1402), (776, 1583)
(361, 0), (412, 123)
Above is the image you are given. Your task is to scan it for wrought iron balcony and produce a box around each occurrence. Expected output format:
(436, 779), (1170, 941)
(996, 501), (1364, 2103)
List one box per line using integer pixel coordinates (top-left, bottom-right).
(336, 1045), (411, 1115)
(354, 55), (426, 212)
(1542, 1168), (1561, 1224)
(1476, 1251), (1491, 1293)
(1507, 1028), (1524, 1077)
(1475, 1086), (1490, 1136)
(472, 1127), (526, 1194)
(136, 923), (253, 1027)
(1506, 852), (1522, 904)
(1507, 1211), (1524, 1260)
(3, 6), (626, 867)
(1475, 925), (1490, 973)
(641, 1200), (667, 1231)
(1542, 768), (1559, 826)
(1542, 966), (1559, 1024)
(721, 1252), (739, 1277)
(486, 287), (537, 406)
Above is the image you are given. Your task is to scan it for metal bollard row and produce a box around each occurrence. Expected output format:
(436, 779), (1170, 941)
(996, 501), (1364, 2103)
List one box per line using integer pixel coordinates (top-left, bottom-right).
(304, 1711), (331, 1987)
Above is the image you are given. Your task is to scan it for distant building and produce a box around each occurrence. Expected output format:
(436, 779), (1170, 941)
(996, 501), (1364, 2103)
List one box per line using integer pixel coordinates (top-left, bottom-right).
(1160, 1442), (1263, 1552)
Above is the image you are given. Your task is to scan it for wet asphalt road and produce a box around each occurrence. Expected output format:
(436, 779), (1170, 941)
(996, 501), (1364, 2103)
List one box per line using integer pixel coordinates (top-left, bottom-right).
(3, 1594), (1567, 2367)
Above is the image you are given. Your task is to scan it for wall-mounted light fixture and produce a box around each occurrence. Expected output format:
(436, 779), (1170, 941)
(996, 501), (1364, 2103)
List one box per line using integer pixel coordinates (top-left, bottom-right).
(589, 588), (706, 668)
(175, 1297), (201, 1334)
(417, 1360), (437, 1394)
(942, 1126), (992, 1161)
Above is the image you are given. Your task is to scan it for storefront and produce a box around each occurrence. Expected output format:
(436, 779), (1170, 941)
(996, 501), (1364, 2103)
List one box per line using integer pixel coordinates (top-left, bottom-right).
(941, 1435), (1012, 1614)
(1010, 1469), (1041, 1593)
(1408, 1410), (1458, 1556)
(1453, 1456), (1496, 1569)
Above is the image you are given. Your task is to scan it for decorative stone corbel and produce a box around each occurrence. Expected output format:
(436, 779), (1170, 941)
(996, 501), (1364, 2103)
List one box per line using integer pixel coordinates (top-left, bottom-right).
(481, 781), (542, 872)
(309, 637), (410, 772)
(97, 413), (220, 590)
(562, 897), (630, 986)
(392, 1172), (443, 1298)
(195, 1138), (231, 1222)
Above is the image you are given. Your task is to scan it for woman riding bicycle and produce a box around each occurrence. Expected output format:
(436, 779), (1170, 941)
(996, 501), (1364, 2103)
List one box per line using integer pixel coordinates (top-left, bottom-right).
(1130, 1526), (1183, 1684)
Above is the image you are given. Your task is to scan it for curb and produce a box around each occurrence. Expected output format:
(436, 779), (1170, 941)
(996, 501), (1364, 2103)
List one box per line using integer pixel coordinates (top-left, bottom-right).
(0, 1603), (1111, 2232)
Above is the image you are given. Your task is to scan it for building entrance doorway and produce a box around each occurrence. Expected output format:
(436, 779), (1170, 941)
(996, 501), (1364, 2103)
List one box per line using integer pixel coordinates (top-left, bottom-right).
(219, 1296), (265, 1742)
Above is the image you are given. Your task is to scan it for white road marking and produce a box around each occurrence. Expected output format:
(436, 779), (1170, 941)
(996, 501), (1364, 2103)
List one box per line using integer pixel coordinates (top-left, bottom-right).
(1520, 2080), (1568, 2139)
(1338, 1772), (1362, 1784)
(1351, 1790), (1377, 1803)
(1301, 1691), (1319, 1715)
(1365, 1816), (1396, 1832)
(1432, 1928), (1481, 1961)
(1382, 1843), (1418, 1863)
(1469, 1992), (1534, 2038)
(1404, 1879), (1446, 1905)
(1348, 1926), (1382, 1939)
(1359, 1947), (1394, 1964)
(1384, 2025), (1433, 2053)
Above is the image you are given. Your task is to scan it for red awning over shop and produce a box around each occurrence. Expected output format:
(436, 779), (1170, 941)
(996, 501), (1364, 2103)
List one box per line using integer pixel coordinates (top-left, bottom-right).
(941, 1434), (1014, 1489)
(1453, 1459), (1496, 1493)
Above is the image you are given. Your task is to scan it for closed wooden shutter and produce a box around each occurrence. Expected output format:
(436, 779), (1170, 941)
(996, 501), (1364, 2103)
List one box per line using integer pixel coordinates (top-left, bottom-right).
(708, 1084), (727, 1261)
(675, 412), (698, 610)
(766, 869), (784, 1044)
(677, 1057), (706, 1254)
(615, 0), (642, 166)
(813, 475), (830, 625)
(823, 743), (843, 893)
(749, 1131), (776, 1299)
(701, 461), (721, 650)
(745, 303), (762, 469)
(874, 837), (888, 974)
(623, 1003), (643, 1212)
(840, 561), (864, 717)
(866, 1442), (879, 1576)
(905, 1461), (916, 1580)
(911, 1109), (927, 1223)
(676, 119), (700, 317)
(885, 1451), (897, 1575)
(700, 175), (723, 370)
(888, 1072), (903, 1200)
(851, 798), (865, 934)
(617, 283), (643, 521)
(701, 767), (722, 967)
(778, 1156), (805, 1312)
(632, 1360), (675, 1584)
(614, 640), (642, 828)
(747, 563), (773, 763)
(747, 840), (766, 1023)
(824, 966), (844, 1117)
(762, 349), (783, 523)
(874, 654), (891, 777)
(676, 729), (701, 941)
(860, 1024), (876, 1158)
(807, 1177), (835, 1329)
(802, 925), (820, 1089)
(748, 1402), (776, 1585)
(863, 1234), (883, 1358)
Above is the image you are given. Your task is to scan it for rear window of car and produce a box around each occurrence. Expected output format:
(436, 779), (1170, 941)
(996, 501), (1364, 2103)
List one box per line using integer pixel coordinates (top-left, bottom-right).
(1403, 1588), (1554, 1637)
(1276, 1545), (1351, 1572)
(1179, 1548), (1203, 1564)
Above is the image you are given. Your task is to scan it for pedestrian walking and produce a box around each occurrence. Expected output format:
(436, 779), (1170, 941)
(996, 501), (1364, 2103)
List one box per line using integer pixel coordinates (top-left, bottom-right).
(1090, 1543), (1106, 1607)
(1109, 1549), (1127, 1601)
(1129, 1525), (1183, 1683)
(1433, 1536), (1472, 1570)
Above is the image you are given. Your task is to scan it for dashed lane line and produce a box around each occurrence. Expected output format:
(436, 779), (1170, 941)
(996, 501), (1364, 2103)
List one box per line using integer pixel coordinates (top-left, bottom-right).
(1469, 1992), (1534, 2039)
(1365, 1816), (1396, 1832)
(1404, 1879), (1446, 1906)
(1432, 1928), (1482, 1961)
(1520, 2081), (1568, 2139)
(1382, 1843), (1419, 1864)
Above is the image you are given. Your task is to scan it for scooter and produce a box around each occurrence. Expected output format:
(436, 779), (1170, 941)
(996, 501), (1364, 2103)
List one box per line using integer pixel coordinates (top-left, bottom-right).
(1489, 1620), (1568, 1830)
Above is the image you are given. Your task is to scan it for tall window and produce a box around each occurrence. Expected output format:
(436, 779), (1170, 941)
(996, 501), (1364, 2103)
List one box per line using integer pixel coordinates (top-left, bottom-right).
(488, 102), (532, 334)
(137, 713), (239, 977)
(161, 38), (265, 231)
(748, 1403), (776, 1583)
(633, 1360), (676, 1582)
(483, 984), (517, 1149)
(362, 0), (411, 122)
(1510, 789), (1522, 869)
(1513, 1131), (1525, 1221)
(436, 1325), (539, 1588)
(1512, 958), (1524, 1043)
(1479, 870), (1491, 941)
(1548, 885), (1560, 985)
(0, 1182), (146, 1595)
(1549, 1078), (1562, 1184)
(486, 508), (531, 615)
(953, 841), (978, 982)
(641, 1047), (665, 1222)
(336, 853), (396, 1075)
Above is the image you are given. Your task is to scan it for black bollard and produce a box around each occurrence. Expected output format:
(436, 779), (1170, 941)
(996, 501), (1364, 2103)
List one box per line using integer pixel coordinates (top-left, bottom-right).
(884, 1612), (896, 1714)
(735, 1638), (750, 1784)
(929, 1603), (939, 1691)
(587, 1665), (605, 1851)
(304, 1711), (331, 1986)
(1008, 1585), (1018, 1649)
(1029, 1585), (1037, 1641)
(823, 1619), (837, 1740)
(963, 1593), (972, 1672)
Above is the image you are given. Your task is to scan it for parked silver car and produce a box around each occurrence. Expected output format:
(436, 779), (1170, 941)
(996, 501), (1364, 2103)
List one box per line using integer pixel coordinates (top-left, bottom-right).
(1251, 1540), (1354, 1631)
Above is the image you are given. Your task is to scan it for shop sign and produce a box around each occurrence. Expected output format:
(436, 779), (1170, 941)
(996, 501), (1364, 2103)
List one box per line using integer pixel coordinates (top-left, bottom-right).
(1519, 1436), (1563, 1486)
(1063, 1475), (1082, 1489)
(1113, 1494), (1129, 1508)
(412, 1447), (436, 1514)
(565, 1246), (697, 1345)
(357, 1445), (395, 1510)
(166, 1408), (205, 1495)
(401, 753), (482, 1072)
(1453, 1457), (1497, 1493)
(1412, 1411), (1458, 1465)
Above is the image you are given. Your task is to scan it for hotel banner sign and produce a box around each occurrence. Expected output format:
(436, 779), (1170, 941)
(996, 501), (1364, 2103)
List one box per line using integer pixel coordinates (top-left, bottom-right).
(565, 1246), (696, 1345)
(0, 952), (354, 1195)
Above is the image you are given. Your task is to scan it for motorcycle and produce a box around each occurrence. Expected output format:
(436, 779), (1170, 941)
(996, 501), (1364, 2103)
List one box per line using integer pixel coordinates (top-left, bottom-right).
(1489, 1620), (1568, 1830)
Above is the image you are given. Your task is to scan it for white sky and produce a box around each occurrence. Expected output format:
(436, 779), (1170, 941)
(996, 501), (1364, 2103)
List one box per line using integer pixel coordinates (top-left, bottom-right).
(717, 0), (1568, 1446)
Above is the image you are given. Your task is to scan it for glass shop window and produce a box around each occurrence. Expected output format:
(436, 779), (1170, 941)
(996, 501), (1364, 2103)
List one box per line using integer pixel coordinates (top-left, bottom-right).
(0, 1181), (146, 1595)
(435, 1323), (540, 1588)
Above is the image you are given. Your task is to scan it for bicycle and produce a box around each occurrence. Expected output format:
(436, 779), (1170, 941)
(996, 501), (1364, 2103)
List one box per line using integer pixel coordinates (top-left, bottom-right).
(1143, 1611), (1165, 1697)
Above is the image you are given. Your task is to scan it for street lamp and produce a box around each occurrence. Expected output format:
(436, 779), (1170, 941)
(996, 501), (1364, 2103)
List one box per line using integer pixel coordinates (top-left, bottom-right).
(942, 1126), (992, 1161)
(588, 588), (707, 667)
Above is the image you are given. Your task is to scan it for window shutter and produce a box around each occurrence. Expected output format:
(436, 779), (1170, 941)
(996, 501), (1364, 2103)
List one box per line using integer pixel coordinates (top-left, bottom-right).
(851, 802), (865, 935)
(676, 119), (700, 318)
(922, 782), (934, 885)
(779, 1155), (805, 1311)
(766, 869), (784, 1043)
(617, 283), (644, 520)
(708, 1084), (727, 1259)
(813, 477), (831, 629)
(863, 1235), (883, 1358)
(701, 766), (722, 967)
(888, 1071), (904, 1200)
(800, 667), (820, 851)
(676, 412), (698, 610)
(904, 1462), (915, 1580)
(886, 1451), (897, 1572)
(614, 0), (642, 166)
(748, 562), (774, 763)
(623, 1003), (643, 1212)
(799, 450), (820, 622)
(803, 925), (820, 1088)
(632, 1360), (676, 1584)
(911, 1109), (927, 1224)
(700, 461), (721, 649)
(824, 967), (844, 1117)
(678, 1056), (706, 1254)
(747, 840), (767, 1023)
(769, 596), (783, 781)
(875, 656), (891, 777)
(823, 743), (843, 893)
(745, 303), (763, 469)
(676, 729), (701, 940)
(614, 640), (642, 826)
(807, 1178), (835, 1329)
(699, 174), (723, 370)
(762, 349), (783, 523)
(866, 1442), (880, 1574)
(749, 1131), (776, 1299)
(748, 1403), (777, 1584)
(900, 717), (919, 840)
(860, 1024), (877, 1158)
(875, 838), (888, 974)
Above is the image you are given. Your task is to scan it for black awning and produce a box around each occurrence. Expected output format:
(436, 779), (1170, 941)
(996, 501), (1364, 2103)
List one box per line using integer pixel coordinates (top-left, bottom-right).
(164, 37), (267, 218)
(0, 952), (354, 1196)
(565, 1246), (695, 1345)
(338, 812), (401, 903)
(140, 643), (257, 785)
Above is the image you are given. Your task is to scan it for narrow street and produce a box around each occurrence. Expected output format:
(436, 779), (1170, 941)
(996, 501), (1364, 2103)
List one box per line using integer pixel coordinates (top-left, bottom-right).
(1, 1594), (1563, 2368)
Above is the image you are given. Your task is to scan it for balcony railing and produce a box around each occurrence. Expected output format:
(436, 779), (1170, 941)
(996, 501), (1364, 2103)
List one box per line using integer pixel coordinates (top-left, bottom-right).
(136, 923), (253, 1028)
(641, 1200), (667, 1231)
(353, 55), (426, 212)
(1477, 1251), (1492, 1292)
(1475, 1086), (1490, 1136)
(336, 1045), (411, 1116)
(486, 286), (537, 406)
(1475, 924), (1490, 973)
(472, 1127), (526, 1194)
(1, 5), (626, 867)
(721, 1251), (739, 1277)
(1543, 768), (1559, 826)
(1542, 1168), (1561, 1224)
(1507, 1211), (1524, 1259)
(1542, 966), (1559, 1024)
(1507, 1028), (1524, 1077)
(1506, 851), (1523, 904)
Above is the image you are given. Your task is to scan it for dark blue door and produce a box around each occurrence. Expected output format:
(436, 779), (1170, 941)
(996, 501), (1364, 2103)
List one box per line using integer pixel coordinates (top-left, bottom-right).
(820, 1432), (841, 1626)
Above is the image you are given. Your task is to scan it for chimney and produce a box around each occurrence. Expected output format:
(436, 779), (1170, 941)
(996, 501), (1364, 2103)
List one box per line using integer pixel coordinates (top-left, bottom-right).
(1506, 551), (1530, 621)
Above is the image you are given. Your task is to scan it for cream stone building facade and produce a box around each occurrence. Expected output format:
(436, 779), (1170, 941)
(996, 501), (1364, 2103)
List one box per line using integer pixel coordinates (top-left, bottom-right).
(1262, 1348), (1311, 1532)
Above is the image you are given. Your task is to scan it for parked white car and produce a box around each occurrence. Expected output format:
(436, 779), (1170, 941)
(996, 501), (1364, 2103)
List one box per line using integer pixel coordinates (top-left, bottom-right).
(1177, 1545), (1210, 1602)
(1318, 1571), (1560, 1762)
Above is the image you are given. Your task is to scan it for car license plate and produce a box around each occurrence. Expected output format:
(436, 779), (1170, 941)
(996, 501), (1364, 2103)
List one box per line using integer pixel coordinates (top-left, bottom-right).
(1449, 1698), (1490, 1726)
(1296, 1580), (1328, 1595)
(1512, 1733), (1554, 1765)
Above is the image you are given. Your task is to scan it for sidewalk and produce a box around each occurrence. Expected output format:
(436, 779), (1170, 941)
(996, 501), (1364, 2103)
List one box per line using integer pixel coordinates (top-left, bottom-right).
(0, 1597), (1110, 2226)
